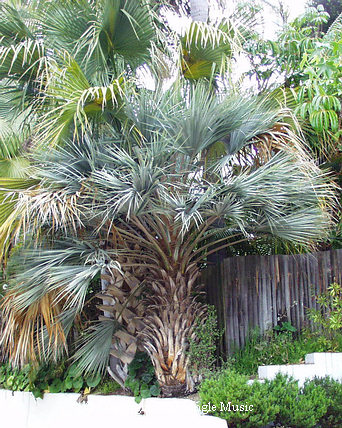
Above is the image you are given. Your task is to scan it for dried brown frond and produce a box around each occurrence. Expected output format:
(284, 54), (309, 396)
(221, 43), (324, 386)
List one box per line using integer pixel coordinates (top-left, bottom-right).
(0, 289), (67, 367)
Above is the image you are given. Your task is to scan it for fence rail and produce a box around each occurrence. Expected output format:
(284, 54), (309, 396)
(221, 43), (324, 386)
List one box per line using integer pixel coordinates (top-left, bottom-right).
(202, 249), (342, 355)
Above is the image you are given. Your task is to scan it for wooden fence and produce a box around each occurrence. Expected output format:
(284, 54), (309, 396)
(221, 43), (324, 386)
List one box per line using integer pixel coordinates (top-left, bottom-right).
(202, 249), (342, 355)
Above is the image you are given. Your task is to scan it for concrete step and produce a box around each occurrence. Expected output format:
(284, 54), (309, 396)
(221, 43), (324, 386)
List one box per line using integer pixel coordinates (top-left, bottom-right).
(258, 352), (342, 386)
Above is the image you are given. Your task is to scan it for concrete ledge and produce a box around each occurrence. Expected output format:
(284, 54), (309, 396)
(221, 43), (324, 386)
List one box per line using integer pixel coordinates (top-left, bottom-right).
(258, 352), (342, 386)
(0, 389), (226, 428)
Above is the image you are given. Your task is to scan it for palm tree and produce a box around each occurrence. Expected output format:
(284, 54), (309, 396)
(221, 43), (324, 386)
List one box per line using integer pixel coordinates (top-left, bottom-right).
(0, 0), (336, 397)
(0, 82), (335, 395)
(0, 0), (261, 264)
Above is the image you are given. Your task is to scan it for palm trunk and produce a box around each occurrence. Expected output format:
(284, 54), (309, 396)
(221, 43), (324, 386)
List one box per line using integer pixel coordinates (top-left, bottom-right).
(97, 261), (146, 387)
(140, 264), (206, 396)
(97, 218), (207, 396)
(190, 0), (209, 22)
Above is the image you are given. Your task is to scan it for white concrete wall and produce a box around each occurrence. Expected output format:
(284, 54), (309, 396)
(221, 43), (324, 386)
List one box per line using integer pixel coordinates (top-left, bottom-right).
(0, 389), (226, 428)
(258, 352), (342, 386)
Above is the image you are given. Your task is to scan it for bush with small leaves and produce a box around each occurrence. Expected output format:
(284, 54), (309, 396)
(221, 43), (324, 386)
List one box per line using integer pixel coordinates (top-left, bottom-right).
(199, 371), (331, 428)
(310, 376), (342, 428)
(268, 374), (329, 428)
(188, 305), (222, 378)
(199, 369), (279, 427)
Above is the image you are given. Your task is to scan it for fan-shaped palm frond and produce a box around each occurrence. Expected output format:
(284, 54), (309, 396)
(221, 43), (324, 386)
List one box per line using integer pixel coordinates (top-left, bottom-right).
(180, 9), (258, 81)
(43, 0), (157, 80)
(72, 319), (119, 376)
(0, 120), (31, 178)
(36, 54), (127, 147)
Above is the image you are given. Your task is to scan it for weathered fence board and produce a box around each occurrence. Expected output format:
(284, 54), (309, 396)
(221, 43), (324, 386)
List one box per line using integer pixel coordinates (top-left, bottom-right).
(202, 249), (342, 355)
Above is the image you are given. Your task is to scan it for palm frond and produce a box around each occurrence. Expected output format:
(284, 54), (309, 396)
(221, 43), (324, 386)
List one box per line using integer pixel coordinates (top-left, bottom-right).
(1, 288), (67, 366)
(0, 39), (45, 81)
(72, 319), (118, 375)
(71, 0), (156, 78)
(0, 1), (34, 43)
(37, 54), (126, 146)
(180, 15), (250, 80)
(0, 240), (121, 365)
(0, 177), (38, 262)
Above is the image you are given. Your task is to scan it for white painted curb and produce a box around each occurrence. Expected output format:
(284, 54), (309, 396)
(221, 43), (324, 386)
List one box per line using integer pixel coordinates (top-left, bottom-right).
(0, 389), (226, 428)
(258, 352), (342, 386)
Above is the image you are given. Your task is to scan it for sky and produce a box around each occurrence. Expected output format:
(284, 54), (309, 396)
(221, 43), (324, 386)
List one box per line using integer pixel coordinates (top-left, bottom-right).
(262, 0), (307, 38)
(166, 0), (309, 39)
(141, 0), (311, 90)
(280, 0), (307, 18)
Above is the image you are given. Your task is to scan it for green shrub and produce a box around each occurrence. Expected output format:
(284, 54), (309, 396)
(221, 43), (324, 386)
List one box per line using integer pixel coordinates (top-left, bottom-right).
(199, 371), (331, 428)
(310, 376), (342, 428)
(199, 369), (279, 427)
(0, 361), (102, 398)
(269, 374), (329, 428)
(94, 377), (121, 395)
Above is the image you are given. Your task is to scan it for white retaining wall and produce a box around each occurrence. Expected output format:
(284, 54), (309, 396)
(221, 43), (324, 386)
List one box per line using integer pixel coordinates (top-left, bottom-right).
(2, 352), (341, 428)
(258, 352), (342, 386)
(0, 389), (226, 428)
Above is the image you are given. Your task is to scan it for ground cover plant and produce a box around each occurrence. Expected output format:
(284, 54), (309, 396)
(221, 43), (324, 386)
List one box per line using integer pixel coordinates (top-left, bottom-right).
(0, 352), (157, 401)
(0, 361), (101, 398)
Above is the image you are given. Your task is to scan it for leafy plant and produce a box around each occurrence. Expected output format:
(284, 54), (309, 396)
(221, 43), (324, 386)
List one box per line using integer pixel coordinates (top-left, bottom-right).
(309, 0), (342, 33)
(188, 305), (222, 377)
(274, 321), (297, 333)
(0, 363), (31, 392)
(31, 362), (102, 398)
(0, 361), (102, 399)
(124, 352), (160, 403)
(228, 326), (342, 376)
(308, 282), (342, 335)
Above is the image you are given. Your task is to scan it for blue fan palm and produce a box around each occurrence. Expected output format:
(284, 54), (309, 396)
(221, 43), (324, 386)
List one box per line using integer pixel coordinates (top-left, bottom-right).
(0, 84), (335, 395)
